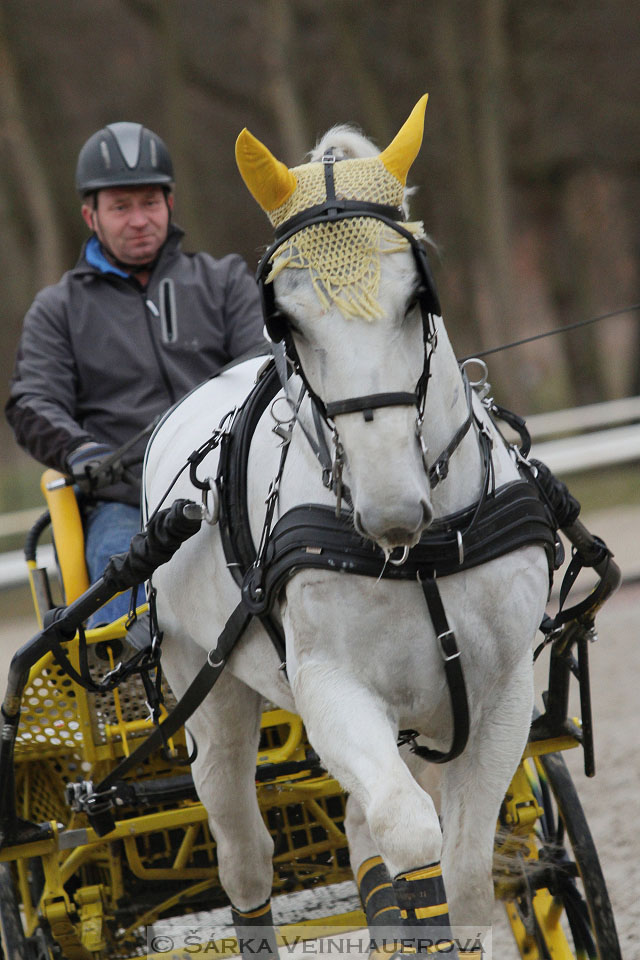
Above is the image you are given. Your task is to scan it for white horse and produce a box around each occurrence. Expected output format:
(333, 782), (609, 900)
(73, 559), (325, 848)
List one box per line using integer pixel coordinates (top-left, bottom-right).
(144, 95), (549, 958)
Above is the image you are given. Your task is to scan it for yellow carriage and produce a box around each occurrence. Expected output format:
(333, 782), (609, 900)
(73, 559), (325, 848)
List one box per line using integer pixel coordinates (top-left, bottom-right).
(0, 466), (623, 960)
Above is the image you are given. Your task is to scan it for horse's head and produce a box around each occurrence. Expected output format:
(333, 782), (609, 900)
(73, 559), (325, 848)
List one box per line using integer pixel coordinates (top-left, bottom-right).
(236, 96), (441, 552)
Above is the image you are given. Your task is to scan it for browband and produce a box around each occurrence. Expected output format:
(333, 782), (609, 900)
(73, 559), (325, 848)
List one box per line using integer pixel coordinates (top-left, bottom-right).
(274, 198), (405, 241)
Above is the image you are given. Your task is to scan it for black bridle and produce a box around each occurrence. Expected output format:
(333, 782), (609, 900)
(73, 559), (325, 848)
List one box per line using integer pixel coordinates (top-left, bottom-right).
(256, 155), (442, 427)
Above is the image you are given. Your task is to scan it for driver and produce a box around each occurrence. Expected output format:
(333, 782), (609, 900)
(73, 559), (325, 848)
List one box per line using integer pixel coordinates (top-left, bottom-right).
(6, 122), (265, 629)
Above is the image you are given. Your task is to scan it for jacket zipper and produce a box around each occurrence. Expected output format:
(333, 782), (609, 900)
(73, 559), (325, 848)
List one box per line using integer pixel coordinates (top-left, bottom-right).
(141, 292), (177, 404)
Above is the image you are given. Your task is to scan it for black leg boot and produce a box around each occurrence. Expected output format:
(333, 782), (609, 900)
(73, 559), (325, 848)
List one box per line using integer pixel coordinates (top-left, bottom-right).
(231, 900), (279, 960)
(357, 855), (404, 954)
(392, 863), (459, 958)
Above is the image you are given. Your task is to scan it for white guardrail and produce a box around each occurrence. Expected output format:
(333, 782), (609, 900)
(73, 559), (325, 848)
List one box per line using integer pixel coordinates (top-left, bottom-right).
(1, 397), (639, 591)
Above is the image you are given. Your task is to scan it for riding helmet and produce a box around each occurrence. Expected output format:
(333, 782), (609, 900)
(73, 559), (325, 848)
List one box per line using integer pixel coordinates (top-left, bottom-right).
(75, 122), (174, 195)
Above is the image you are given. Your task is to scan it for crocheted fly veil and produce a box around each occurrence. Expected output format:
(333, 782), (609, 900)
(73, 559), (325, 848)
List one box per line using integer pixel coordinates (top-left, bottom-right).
(236, 95), (430, 321)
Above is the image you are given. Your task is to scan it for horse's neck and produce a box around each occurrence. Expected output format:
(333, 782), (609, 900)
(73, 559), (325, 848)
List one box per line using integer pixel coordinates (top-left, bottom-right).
(424, 320), (516, 517)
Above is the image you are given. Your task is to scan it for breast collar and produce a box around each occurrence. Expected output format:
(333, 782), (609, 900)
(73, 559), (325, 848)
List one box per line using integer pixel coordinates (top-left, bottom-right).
(213, 359), (558, 608)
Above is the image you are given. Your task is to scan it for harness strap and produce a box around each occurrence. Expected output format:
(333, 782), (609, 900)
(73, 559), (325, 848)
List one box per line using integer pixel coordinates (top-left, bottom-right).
(94, 601), (252, 794)
(401, 576), (470, 764)
(326, 392), (417, 421)
(273, 198), (405, 242)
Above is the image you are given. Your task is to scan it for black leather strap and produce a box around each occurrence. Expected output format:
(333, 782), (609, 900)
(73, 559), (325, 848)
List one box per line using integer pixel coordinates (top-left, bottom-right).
(429, 410), (473, 486)
(408, 576), (470, 763)
(322, 152), (336, 200)
(95, 601), (252, 793)
(326, 391), (417, 420)
(273, 199), (404, 241)
(241, 481), (557, 616)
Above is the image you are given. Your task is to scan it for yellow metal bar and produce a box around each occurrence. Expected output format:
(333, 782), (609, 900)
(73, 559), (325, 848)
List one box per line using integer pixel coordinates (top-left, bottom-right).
(16, 856), (38, 936)
(1, 803), (209, 871)
(258, 708), (304, 764)
(40, 469), (90, 602)
(118, 877), (219, 942)
(0, 831), (58, 863)
(304, 797), (347, 843)
(122, 834), (214, 881)
(173, 824), (199, 870)
(523, 736), (580, 758)
(26, 559), (46, 628)
(532, 888), (576, 958)
(272, 838), (340, 865)
(257, 776), (344, 806)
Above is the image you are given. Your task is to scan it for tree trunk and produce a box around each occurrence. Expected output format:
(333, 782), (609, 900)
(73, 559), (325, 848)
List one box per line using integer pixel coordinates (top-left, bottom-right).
(473, 0), (520, 403)
(263, 0), (309, 165)
(0, 3), (64, 288)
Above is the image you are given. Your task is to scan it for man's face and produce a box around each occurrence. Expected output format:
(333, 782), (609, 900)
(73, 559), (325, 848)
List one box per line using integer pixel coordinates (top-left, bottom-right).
(81, 185), (173, 266)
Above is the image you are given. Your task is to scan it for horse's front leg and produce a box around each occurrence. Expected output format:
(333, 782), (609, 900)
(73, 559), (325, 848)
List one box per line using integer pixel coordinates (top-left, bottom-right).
(440, 651), (535, 960)
(289, 654), (457, 957)
(159, 631), (279, 959)
(345, 745), (440, 936)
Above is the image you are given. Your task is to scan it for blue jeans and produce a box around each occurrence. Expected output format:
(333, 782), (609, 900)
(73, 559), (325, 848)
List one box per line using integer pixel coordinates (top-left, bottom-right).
(84, 501), (141, 627)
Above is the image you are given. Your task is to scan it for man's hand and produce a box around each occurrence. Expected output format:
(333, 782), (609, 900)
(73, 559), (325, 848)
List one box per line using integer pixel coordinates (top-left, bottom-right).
(65, 442), (115, 491)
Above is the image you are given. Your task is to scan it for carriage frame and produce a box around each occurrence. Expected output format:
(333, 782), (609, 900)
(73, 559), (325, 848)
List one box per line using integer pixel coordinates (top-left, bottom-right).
(0, 460), (623, 960)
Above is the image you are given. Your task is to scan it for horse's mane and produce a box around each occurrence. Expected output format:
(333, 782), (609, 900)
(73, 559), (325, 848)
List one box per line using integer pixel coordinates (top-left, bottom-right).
(308, 124), (380, 163)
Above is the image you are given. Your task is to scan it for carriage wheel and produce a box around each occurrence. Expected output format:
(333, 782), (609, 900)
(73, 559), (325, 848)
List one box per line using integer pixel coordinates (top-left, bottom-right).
(0, 863), (55, 960)
(0, 863), (30, 959)
(498, 752), (621, 960)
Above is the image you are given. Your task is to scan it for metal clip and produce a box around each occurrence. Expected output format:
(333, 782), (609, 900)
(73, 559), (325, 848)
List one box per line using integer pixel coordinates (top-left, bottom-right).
(332, 437), (345, 518)
(456, 530), (464, 565)
(207, 648), (225, 669)
(201, 478), (219, 525)
(461, 358), (491, 400)
(390, 546), (410, 566)
(415, 416), (429, 470)
(438, 630), (460, 661)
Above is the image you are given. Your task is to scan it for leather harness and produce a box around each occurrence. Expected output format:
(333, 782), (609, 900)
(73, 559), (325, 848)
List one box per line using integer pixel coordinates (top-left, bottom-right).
(212, 359), (559, 764)
(93, 165), (564, 795)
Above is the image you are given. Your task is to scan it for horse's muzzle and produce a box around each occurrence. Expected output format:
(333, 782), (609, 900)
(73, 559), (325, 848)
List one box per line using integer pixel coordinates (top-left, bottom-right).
(355, 499), (432, 550)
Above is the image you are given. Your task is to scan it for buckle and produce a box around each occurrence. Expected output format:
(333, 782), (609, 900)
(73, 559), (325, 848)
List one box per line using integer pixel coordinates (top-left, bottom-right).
(438, 630), (459, 661)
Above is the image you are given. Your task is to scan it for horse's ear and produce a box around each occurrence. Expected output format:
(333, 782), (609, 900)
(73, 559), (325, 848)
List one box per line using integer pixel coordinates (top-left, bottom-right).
(235, 128), (297, 213)
(379, 93), (429, 186)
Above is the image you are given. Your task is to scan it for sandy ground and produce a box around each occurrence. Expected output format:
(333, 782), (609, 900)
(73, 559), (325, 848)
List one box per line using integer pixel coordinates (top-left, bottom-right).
(0, 504), (638, 957)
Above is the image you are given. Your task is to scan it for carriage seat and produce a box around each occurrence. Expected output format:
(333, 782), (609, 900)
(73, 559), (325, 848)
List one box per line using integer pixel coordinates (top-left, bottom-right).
(40, 468), (90, 604)
(38, 470), (147, 637)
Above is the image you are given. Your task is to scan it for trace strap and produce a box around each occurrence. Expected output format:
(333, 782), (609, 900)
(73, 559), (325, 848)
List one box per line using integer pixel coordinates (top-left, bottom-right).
(94, 602), (252, 794)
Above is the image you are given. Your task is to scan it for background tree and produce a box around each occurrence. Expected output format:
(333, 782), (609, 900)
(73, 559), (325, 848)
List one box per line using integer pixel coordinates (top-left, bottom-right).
(1, 0), (638, 505)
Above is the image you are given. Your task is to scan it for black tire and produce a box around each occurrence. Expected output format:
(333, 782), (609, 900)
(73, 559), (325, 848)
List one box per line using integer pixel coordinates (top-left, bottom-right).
(0, 863), (30, 959)
(537, 751), (621, 960)
(499, 752), (622, 960)
(0, 863), (55, 960)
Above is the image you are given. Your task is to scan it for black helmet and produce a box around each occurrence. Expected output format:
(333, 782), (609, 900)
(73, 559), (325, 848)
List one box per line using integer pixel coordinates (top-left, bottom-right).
(75, 122), (174, 195)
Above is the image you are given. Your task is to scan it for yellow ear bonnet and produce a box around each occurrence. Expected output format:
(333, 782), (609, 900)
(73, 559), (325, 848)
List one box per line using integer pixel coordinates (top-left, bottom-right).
(235, 128), (297, 213)
(234, 96), (429, 321)
(379, 93), (428, 186)
(235, 94), (429, 221)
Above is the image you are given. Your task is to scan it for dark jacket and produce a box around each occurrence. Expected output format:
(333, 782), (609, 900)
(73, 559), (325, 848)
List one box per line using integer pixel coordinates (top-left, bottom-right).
(6, 225), (265, 505)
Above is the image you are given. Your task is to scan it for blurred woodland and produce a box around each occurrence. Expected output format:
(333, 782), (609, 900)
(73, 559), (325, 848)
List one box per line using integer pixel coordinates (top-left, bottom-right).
(1, 0), (639, 490)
